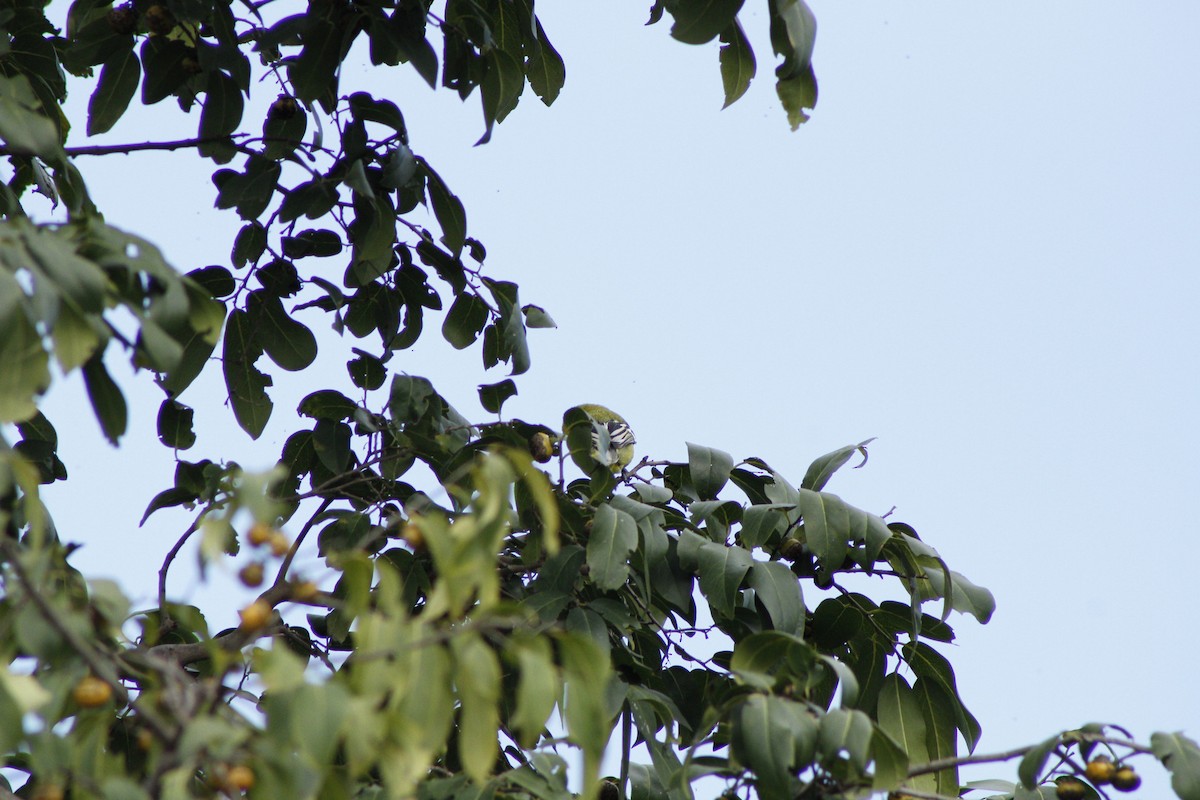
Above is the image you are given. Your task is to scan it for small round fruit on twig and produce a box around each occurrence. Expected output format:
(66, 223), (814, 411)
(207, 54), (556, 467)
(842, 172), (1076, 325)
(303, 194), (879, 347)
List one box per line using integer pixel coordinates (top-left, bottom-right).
(72, 675), (113, 708)
(1084, 755), (1116, 784)
(1054, 776), (1088, 800)
(1111, 766), (1141, 792)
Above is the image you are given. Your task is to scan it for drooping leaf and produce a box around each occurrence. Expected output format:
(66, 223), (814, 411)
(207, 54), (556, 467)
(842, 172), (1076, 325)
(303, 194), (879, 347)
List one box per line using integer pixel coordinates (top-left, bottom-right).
(666, 0), (745, 45)
(747, 560), (803, 636)
(221, 308), (273, 438)
(688, 441), (734, 499)
(718, 20), (756, 108)
(87, 46), (140, 135)
(586, 503), (639, 591)
(1152, 732), (1200, 800)
(81, 354), (127, 445)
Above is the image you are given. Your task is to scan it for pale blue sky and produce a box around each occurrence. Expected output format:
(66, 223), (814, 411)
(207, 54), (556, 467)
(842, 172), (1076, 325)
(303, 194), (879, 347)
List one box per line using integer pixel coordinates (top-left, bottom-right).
(26, 1), (1200, 795)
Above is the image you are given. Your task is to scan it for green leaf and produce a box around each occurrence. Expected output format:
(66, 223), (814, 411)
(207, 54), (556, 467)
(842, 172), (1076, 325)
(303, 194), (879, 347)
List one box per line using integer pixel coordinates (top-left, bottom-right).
(156, 398), (196, 450)
(1018, 733), (1061, 789)
(290, 14), (343, 108)
(919, 564), (996, 624)
(481, 48), (524, 128)
(452, 632), (501, 785)
(795, 488), (849, 568)
(508, 636), (560, 748)
(298, 390), (357, 421)
(730, 694), (816, 800)
(82, 354), (127, 445)
(139, 37), (190, 105)
(557, 632), (613, 792)
(747, 560), (803, 635)
(718, 20), (756, 108)
(769, 0), (817, 75)
(776, 64), (818, 130)
(587, 503), (639, 591)
(221, 308), (273, 438)
(88, 47), (140, 135)
(877, 674), (933, 793)
(424, 163), (467, 255)
(442, 292), (489, 349)
(817, 708), (872, 773)
(696, 540), (753, 618)
(903, 642), (981, 751)
(525, 19), (565, 105)
(870, 728), (909, 792)
(666, 0), (746, 45)
(914, 679), (960, 796)
(478, 379), (517, 414)
(248, 292), (318, 372)
(1152, 732), (1200, 800)
(688, 441), (734, 499)
(199, 70), (244, 139)
(801, 438), (874, 491)
(0, 74), (62, 157)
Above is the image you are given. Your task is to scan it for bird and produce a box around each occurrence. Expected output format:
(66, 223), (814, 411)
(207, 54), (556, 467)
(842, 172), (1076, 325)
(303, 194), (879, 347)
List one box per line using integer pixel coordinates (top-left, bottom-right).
(563, 404), (636, 472)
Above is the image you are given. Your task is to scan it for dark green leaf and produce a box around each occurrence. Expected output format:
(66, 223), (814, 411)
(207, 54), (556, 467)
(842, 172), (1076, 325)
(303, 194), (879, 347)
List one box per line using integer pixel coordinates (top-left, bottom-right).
(730, 695), (815, 800)
(1018, 734), (1061, 789)
(298, 390), (357, 421)
(87, 46), (140, 135)
(221, 308), (273, 438)
(747, 560), (803, 635)
(423, 163), (467, 256)
(156, 398), (196, 449)
(688, 441), (734, 499)
(478, 379), (517, 414)
(776, 63), (818, 130)
(666, 0), (745, 45)
(801, 438), (874, 491)
(81, 354), (127, 445)
(442, 292), (489, 349)
(525, 19), (565, 105)
(347, 352), (386, 390)
(915, 679), (960, 796)
(282, 229), (343, 259)
(248, 293), (317, 372)
(290, 14), (344, 108)
(817, 708), (872, 772)
(139, 37), (191, 105)
(1152, 732), (1200, 800)
(0, 74), (63, 157)
(696, 540), (753, 618)
(187, 265), (236, 298)
(718, 20), (756, 108)
(587, 503), (639, 591)
(199, 70), (244, 140)
(0, 271), (51, 423)
(232, 221), (267, 268)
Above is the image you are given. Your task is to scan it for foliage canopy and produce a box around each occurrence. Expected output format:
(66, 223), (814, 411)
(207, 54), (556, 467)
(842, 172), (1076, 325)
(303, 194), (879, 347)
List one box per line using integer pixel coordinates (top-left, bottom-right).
(1, 1), (1198, 800)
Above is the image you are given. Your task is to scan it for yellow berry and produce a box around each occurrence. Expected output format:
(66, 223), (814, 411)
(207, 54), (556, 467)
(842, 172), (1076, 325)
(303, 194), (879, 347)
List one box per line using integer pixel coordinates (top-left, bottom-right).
(225, 764), (255, 792)
(247, 522), (273, 546)
(401, 522), (425, 552)
(1111, 766), (1141, 792)
(1055, 776), (1088, 800)
(72, 675), (113, 708)
(238, 600), (272, 632)
(1085, 756), (1116, 785)
(238, 562), (265, 587)
(291, 580), (319, 602)
(268, 530), (291, 557)
(530, 432), (555, 463)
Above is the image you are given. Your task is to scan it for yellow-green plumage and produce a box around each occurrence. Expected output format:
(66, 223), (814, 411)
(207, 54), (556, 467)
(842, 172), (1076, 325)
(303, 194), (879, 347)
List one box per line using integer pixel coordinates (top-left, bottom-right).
(564, 404), (636, 471)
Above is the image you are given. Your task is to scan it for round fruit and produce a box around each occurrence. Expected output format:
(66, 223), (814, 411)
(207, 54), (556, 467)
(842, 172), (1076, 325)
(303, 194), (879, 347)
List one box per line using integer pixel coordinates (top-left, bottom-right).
(1085, 756), (1116, 784)
(72, 675), (113, 708)
(598, 779), (619, 800)
(779, 538), (806, 561)
(247, 522), (274, 547)
(1111, 766), (1141, 792)
(106, 3), (137, 34)
(225, 764), (255, 792)
(268, 530), (291, 557)
(268, 95), (298, 120)
(31, 783), (65, 800)
(401, 523), (425, 551)
(530, 432), (555, 463)
(238, 600), (272, 632)
(291, 580), (319, 602)
(238, 562), (265, 588)
(1055, 776), (1088, 800)
(144, 4), (174, 35)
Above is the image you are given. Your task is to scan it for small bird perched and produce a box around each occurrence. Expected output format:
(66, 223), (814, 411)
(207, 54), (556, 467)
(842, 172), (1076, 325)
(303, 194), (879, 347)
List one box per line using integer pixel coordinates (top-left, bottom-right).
(562, 404), (636, 472)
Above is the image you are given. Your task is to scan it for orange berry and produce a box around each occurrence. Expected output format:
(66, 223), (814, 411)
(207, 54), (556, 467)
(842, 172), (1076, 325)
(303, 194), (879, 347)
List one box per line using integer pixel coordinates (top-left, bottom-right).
(238, 562), (265, 587)
(1111, 766), (1141, 792)
(268, 530), (291, 557)
(247, 522), (273, 546)
(72, 675), (113, 708)
(1085, 756), (1116, 785)
(225, 764), (255, 792)
(238, 600), (272, 632)
(291, 580), (319, 602)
